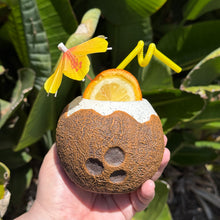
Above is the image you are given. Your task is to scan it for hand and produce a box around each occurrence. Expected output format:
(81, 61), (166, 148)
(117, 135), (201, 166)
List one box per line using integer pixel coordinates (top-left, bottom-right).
(16, 136), (170, 220)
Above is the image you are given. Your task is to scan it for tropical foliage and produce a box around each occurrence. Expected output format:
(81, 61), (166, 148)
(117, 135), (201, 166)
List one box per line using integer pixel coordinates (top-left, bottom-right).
(0, 0), (220, 219)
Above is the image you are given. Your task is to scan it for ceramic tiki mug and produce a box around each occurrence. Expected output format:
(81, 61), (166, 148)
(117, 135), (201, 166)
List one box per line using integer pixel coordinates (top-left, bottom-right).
(44, 36), (181, 193)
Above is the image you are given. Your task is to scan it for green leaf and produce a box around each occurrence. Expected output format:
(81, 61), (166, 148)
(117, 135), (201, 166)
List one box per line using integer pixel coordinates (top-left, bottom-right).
(133, 181), (170, 220)
(0, 110), (27, 150)
(11, 68), (35, 104)
(166, 130), (186, 154)
(145, 181), (170, 219)
(183, 0), (220, 22)
(0, 162), (10, 210)
(8, 166), (33, 206)
(0, 68), (35, 129)
(66, 8), (102, 45)
(138, 56), (173, 93)
(0, 184), (4, 200)
(183, 0), (210, 21)
(36, 0), (77, 68)
(91, 0), (166, 25)
(90, 0), (129, 25)
(5, 0), (78, 88)
(186, 100), (220, 129)
(183, 85), (220, 97)
(90, 1), (153, 68)
(0, 149), (32, 169)
(200, 122), (220, 130)
(107, 18), (153, 68)
(20, 0), (51, 79)
(0, 162), (10, 186)
(158, 20), (220, 69)
(195, 141), (220, 150)
(143, 89), (204, 133)
(182, 48), (220, 88)
(15, 9), (102, 151)
(126, 0), (167, 17)
(198, 0), (220, 18)
(0, 65), (5, 75)
(14, 89), (58, 151)
(171, 146), (218, 166)
(5, 0), (29, 66)
(0, 99), (10, 127)
(156, 204), (172, 220)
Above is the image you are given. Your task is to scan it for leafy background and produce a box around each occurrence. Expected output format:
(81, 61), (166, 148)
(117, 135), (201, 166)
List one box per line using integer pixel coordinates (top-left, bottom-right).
(0, 0), (220, 219)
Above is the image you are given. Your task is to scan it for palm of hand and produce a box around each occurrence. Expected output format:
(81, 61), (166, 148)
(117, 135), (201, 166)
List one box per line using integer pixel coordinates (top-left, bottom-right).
(25, 140), (169, 220)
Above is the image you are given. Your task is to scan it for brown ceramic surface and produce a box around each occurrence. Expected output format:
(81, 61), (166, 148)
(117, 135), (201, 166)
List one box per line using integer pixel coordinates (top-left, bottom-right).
(56, 108), (164, 193)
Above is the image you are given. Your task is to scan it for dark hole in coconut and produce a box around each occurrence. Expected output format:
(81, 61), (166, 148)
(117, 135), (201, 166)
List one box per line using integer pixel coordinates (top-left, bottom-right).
(86, 158), (104, 175)
(104, 147), (125, 166)
(110, 170), (126, 183)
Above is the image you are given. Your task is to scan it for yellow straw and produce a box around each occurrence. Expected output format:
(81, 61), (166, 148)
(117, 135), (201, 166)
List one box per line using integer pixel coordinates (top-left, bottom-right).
(116, 40), (182, 73)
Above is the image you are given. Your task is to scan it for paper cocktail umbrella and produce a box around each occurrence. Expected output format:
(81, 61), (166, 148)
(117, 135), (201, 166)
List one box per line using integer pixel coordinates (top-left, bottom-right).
(44, 36), (108, 95)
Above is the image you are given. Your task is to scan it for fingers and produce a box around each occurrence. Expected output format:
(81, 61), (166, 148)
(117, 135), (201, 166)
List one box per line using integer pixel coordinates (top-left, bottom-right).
(151, 147), (170, 181)
(38, 143), (56, 179)
(164, 135), (168, 146)
(130, 180), (155, 212)
(130, 135), (170, 213)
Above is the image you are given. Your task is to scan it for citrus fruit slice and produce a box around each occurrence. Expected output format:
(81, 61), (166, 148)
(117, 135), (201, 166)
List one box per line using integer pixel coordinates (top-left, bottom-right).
(83, 69), (142, 101)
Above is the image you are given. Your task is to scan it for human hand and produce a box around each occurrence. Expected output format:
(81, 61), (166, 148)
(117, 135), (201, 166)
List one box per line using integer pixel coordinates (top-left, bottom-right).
(16, 136), (170, 220)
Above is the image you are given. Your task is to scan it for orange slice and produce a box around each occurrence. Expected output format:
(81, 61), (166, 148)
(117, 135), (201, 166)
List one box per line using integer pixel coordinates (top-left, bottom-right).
(83, 69), (142, 101)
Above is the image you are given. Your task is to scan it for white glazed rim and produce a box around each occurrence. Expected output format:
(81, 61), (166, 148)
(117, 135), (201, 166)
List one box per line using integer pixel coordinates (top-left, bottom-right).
(67, 96), (157, 123)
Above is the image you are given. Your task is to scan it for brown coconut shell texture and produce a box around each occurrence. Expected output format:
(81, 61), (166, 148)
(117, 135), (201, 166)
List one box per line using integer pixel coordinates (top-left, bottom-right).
(56, 107), (164, 194)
